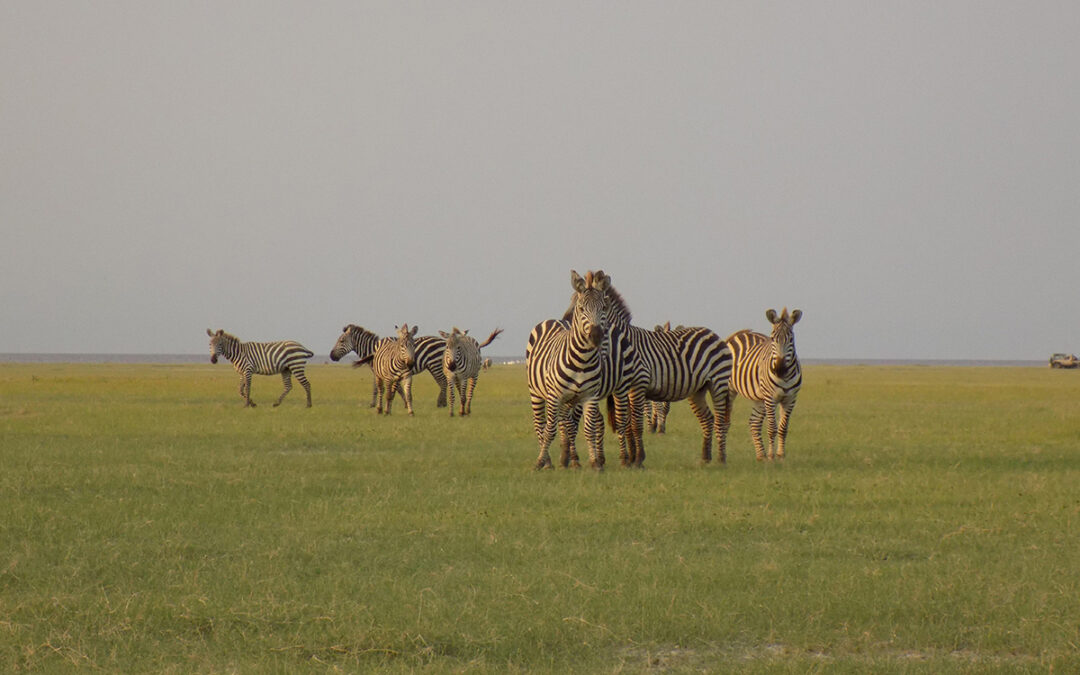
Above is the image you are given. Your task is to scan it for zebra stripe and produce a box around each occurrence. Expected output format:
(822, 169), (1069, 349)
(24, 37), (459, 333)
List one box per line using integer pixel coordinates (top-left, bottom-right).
(596, 292), (733, 466)
(439, 326), (503, 417)
(331, 324), (449, 408)
(527, 270), (641, 470)
(725, 308), (803, 460)
(207, 329), (314, 408)
(357, 324), (419, 415)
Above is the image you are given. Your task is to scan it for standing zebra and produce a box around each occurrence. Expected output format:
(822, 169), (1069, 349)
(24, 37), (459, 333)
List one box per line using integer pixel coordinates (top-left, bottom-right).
(527, 270), (641, 470)
(331, 324), (449, 408)
(355, 324), (419, 415)
(595, 285), (734, 467)
(440, 326), (503, 417)
(725, 308), (803, 461)
(207, 329), (314, 408)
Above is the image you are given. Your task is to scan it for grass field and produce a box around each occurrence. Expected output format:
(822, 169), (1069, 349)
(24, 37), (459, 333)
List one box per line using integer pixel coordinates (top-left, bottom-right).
(2, 362), (1079, 672)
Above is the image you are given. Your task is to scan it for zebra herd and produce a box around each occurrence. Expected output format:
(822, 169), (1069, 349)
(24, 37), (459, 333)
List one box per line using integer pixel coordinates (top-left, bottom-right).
(525, 270), (802, 469)
(206, 269), (803, 469)
(207, 324), (502, 416)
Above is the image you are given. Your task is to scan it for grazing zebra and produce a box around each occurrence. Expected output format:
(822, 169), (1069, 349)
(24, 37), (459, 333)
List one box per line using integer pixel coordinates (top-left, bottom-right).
(331, 325), (449, 408)
(439, 326), (503, 416)
(206, 329), (314, 408)
(356, 324), (419, 415)
(646, 400), (670, 434)
(527, 270), (641, 470)
(725, 308), (803, 460)
(482, 358), (492, 371)
(596, 286), (734, 467)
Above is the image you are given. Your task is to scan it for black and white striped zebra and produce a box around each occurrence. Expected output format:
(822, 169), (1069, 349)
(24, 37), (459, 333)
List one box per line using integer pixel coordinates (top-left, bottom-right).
(331, 324), (449, 408)
(439, 326), (503, 417)
(355, 323), (420, 415)
(725, 308), (803, 461)
(207, 329), (314, 408)
(527, 270), (642, 470)
(597, 288), (734, 466)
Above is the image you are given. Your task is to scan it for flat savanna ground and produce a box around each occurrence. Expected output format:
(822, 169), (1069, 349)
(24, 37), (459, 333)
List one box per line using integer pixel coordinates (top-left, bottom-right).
(2, 362), (1078, 673)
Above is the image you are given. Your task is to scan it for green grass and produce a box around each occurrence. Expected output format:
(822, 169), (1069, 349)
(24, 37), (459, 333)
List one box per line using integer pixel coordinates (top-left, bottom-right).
(2, 362), (1079, 672)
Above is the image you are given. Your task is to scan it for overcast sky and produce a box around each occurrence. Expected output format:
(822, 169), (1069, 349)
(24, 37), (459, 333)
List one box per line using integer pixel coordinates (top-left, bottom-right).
(3, 2), (1078, 360)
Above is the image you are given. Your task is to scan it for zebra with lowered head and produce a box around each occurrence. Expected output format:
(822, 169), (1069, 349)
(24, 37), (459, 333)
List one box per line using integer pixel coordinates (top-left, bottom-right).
(595, 284), (733, 467)
(440, 326), (503, 417)
(527, 270), (642, 470)
(207, 329), (314, 407)
(355, 323), (419, 415)
(725, 308), (803, 460)
(331, 324), (449, 408)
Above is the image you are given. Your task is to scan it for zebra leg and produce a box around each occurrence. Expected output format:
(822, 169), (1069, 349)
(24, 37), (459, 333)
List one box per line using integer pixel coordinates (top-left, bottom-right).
(531, 394), (554, 469)
(242, 372), (257, 407)
(296, 368), (312, 407)
(447, 374), (457, 417)
(584, 401), (605, 470)
(375, 377), (385, 414)
(401, 375), (415, 416)
(775, 402), (794, 460)
(369, 365), (378, 408)
(464, 377), (476, 415)
(385, 380), (397, 415)
(274, 370), (293, 407)
(564, 405), (583, 468)
(709, 383), (729, 464)
(609, 395), (632, 467)
(764, 400), (779, 460)
(431, 367), (448, 408)
(646, 402), (658, 434)
(627, 390), (646, 467)
(688, 391), (713, 464)
(748, 403), (768, 461)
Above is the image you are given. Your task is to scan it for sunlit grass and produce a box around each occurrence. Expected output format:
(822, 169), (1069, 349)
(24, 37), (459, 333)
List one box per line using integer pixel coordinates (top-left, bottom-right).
(2, 363), (1079, 672)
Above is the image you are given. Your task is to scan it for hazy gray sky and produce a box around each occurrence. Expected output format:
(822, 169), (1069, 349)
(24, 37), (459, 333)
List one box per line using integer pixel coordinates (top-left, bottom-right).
(3, 2), (1078, 360)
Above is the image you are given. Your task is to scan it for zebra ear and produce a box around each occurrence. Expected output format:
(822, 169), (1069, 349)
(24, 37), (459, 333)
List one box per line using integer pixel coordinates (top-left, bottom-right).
(592, 270), (610, 291)
(765, 309), (778, 324)
(790, 309), (803, 325)
(439, 331), (449, 339)
(207, 329), (213, 336)
(410, 325), (419, 337)
(570, 270), (587, 292)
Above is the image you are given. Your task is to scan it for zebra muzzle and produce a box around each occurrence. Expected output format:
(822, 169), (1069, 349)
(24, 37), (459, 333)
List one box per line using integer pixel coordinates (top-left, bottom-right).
(588, 326), (604, 347)
(210, 354), (218, 364)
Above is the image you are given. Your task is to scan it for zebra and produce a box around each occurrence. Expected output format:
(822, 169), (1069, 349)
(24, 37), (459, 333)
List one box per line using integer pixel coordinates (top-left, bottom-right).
(527, 270), (642, 470)
(331, 324), (449, 408)
(645, 400), (670, 434)
(439, 326), (503, 416)
(725, 308), (803, 461)
(353, 323), (420, 415)
(206, 329), (314, 408)
(596, 286), (734, 467)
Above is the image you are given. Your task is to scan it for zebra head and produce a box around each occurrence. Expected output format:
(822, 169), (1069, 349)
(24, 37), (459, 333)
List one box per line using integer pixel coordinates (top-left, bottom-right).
(331, 324), (376, 362)
(439, 327), (468, 372)
(206, 328), (232, 364)
(395, 323), (419, 368)
(765, 308), (802, 376)
(569, 269), (611, 348)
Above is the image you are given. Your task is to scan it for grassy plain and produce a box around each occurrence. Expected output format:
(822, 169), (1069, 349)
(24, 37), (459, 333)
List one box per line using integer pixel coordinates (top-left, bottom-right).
(1, 361), (1079, 673)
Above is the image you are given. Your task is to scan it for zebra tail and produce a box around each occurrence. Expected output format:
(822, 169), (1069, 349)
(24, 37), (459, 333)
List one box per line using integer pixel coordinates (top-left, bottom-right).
(606, 395), (618, 433)
(352, 354), (375, 367)
(477, 327), (504, 350)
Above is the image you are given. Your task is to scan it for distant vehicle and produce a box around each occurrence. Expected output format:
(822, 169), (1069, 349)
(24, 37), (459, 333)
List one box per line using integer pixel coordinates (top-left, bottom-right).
(1049, 353), (1080, 369)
